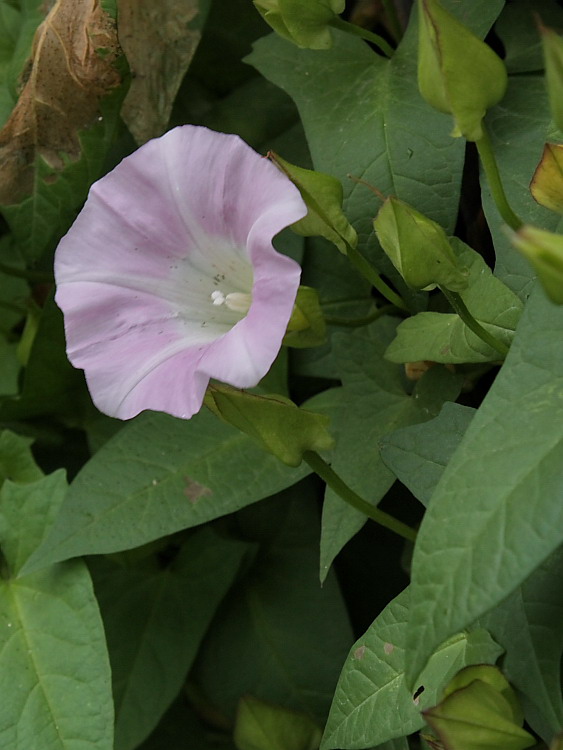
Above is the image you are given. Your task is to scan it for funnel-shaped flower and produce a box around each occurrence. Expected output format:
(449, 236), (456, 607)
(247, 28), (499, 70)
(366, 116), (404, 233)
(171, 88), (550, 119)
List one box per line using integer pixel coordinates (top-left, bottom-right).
(55, 126), (307, 420)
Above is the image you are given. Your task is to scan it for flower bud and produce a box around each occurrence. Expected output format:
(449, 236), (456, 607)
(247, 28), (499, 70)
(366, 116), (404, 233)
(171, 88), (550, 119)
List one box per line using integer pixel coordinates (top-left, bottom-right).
(530, 142), (563, 214)
(253, 0), (344, 50)
(542, 26), (563, 132)
(417, 0), (507, 141)
(511, 225), (563, 304)
(269, 151), (357, 253)
(373, 196), (469, 291)
(423, 666), (533, 750)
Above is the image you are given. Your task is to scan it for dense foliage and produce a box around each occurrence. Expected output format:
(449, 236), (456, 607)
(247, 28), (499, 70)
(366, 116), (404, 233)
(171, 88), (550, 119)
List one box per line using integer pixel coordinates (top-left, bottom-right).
(0, 1), (561, 749)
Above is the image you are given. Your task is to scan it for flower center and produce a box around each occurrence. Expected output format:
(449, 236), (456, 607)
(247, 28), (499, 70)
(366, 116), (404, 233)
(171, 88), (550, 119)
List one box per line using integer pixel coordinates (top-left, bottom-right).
(210, 289), (252, 316)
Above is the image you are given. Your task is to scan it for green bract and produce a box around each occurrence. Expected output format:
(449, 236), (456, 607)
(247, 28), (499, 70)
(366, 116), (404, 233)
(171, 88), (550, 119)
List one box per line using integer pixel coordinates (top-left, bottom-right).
(542, 25), (563, 132)
(424, 677), (535, 750)
(530, 142), (563, 215)
(204, 384), (334, 467)
(373, 196), (469, 291)
(284, 286), (327, 349)
(417, 0), (507, 141)
(253, 0), (345, 50)
(269, 151), (357, 253)
(511, 225), (563, 304)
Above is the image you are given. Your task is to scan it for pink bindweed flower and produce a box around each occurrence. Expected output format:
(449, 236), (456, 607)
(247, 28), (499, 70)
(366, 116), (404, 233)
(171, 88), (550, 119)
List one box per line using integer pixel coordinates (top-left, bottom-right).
(54, 126), (307, 420)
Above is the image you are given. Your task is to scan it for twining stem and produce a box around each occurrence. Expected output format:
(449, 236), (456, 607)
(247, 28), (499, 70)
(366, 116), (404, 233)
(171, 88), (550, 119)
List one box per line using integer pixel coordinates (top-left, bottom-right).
(303, 451), (418, 544)
(475, 126), (523, 231)
(441, 287), (510, 357)
(0, 260), (54, 284)
(345, 241), (409, 311)
(381, 0), (403, 43)
(330, 16), (395, 58)
(325, 304), (401, 327)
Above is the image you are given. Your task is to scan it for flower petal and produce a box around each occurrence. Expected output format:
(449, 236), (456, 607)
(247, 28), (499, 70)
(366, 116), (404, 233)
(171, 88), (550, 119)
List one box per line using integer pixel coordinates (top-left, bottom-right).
(55, 125), (307, 419)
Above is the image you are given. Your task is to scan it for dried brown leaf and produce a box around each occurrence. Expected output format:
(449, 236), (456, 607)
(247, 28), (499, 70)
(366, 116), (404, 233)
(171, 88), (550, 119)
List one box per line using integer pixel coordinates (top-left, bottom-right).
(118, 0), (205, 144)
(0, 0), (121, 205)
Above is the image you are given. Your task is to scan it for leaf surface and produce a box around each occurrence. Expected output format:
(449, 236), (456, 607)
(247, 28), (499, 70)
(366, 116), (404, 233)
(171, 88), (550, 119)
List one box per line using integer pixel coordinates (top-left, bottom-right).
(92, 528), (249, 750)
(0, 472), (113, 750)
(406, 287), (563, 686)
(22, 408), (309, 573)
(321, 589), (502, 749)
(379, 402), (475, 507)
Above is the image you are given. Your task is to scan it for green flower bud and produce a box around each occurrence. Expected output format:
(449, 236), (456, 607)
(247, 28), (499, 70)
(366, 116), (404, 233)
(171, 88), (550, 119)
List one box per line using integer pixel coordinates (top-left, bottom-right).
(424, 678), (534, 750)
(269, 151), (357, 253)
(530, 142), (563, 214)
(542, 25), (563, 132)
(204, 384), (334, 467)
(373, 196), (469, 291)
(511, 225), (563, 304)
(417, 0), (507, 141)
(253, 0), (344, 50)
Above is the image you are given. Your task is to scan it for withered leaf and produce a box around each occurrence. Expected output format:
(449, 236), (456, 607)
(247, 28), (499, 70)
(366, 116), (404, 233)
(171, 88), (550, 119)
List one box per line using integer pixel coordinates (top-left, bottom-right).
(118, 0), (207, 144)
(0, 0), (121, 205)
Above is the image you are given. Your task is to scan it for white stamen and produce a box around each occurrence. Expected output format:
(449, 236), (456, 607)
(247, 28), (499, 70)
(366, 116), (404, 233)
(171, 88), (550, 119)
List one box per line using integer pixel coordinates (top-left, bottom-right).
(224, 292), (252, 314)
(210, 290), (251, 315)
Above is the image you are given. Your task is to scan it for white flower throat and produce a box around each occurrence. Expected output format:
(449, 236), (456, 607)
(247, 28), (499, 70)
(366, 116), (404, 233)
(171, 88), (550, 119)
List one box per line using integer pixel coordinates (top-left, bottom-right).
(210, 289), (252, 315)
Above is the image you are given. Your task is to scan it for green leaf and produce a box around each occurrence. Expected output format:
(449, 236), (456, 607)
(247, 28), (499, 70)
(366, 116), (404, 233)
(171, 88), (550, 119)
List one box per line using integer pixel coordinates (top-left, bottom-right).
(205, 384), (334, 467)
(385, 239), (523, 363)
(0, 429), (43, 487)
(379, 402), (475, 507)
(0, 472), (113, 750)
(479, 546), (563, 741)
(483, 77), (559, 297)
(495, 0), (563, 74)
(0, 294), (86, 421)
(247, 23), (464, 251)
(318, 317), (462, 581)
(91, 528), (250, 750)
(321, 589), (503, 750)
(406, 286), (563, 686)
(21, 408), (310, 574)
(0, 338), (19, 396)
(234, 696), (322, 750)
(193, 490), (353, 722)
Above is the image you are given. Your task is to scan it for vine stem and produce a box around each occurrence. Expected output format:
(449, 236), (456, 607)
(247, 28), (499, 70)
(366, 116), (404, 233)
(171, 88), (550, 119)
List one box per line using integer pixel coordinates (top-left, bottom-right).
(325, 304), (402, 327)
(329, 17), (395, 58)
(303, 451), (418, 544)
(475, 126), (523, 231)
(441, 287), (510, 357)
(345, 241), (409, 312)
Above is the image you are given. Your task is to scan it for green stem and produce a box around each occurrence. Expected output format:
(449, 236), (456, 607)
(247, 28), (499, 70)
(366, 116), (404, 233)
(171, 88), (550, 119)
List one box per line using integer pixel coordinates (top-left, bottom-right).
(304, 451), (418, 544)
(441, 288), (510, 357)
(475, 126), (523, 231)
(345, 241), (409, 312)
(330, 16), (395, 58)
(381, 0), (403, 42)
(325, 304), (401, 327)
(0, 261), (54, 284)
